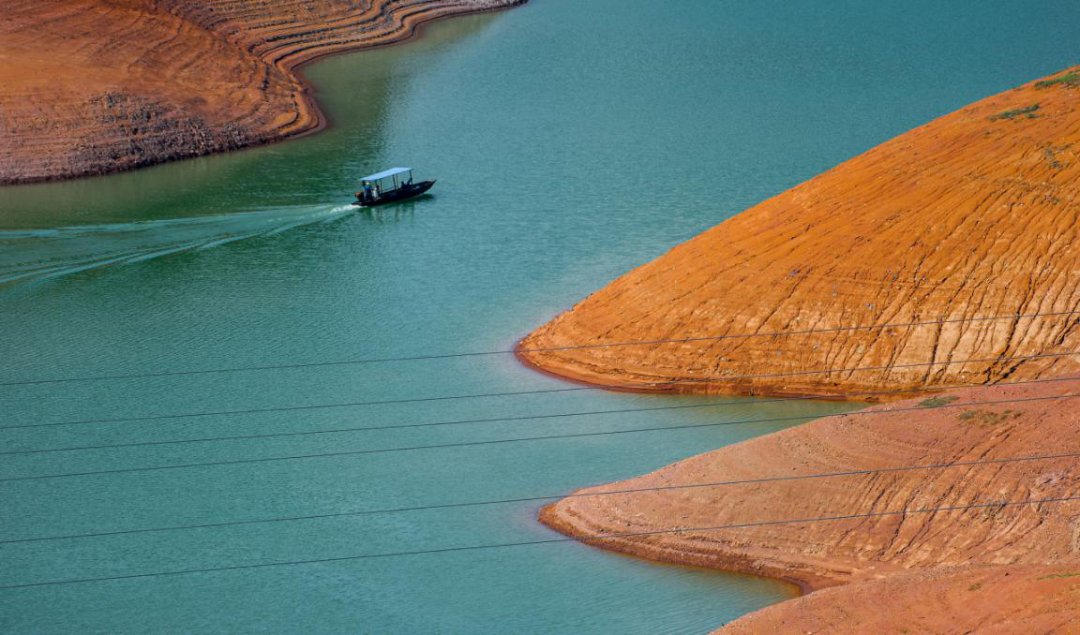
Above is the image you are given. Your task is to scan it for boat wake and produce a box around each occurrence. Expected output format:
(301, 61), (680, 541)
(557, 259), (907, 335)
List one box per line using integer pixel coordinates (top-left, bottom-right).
(0, 204), (355, 287)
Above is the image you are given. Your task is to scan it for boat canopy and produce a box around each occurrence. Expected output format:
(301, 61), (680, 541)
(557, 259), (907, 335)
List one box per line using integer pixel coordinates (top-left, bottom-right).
(361, 167), (412, 183)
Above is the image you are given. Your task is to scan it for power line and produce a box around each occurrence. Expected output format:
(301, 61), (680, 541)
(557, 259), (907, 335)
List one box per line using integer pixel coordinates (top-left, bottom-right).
(6, 349), (1080, 433)
(6, 375), (1080, 457)
(3, 390), (1077, 484)
(4, 448), (1079, 546)
(2, 308), (1077, 387)
(0, 397), (819, 456)
(0, 386), (592, 431)
(1, 493), (1075, 591)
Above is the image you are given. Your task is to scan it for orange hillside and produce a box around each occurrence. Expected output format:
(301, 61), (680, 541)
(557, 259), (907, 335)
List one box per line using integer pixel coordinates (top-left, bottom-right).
(520, 67), (1080, 399)
(0, 0), (521, 184)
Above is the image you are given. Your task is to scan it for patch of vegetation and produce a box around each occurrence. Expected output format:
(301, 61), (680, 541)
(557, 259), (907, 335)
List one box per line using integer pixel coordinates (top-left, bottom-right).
(1035, 70), (1080, 89)
(968, 582), (983, 591)
(919, 395), (959, 408)
(1038, 571), (1080, 580)
(988, 103), (1040, 121)
(956, 409), (1023, 426)
(1045, 147), (1064, 170)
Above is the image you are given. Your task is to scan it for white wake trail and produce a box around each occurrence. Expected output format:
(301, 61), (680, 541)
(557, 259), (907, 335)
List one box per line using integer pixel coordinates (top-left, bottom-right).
(0, 204), (355, 287)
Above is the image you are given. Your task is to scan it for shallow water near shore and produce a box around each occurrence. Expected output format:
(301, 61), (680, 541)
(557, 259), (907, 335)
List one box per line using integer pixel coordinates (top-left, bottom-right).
(2, 0), (1079, 632)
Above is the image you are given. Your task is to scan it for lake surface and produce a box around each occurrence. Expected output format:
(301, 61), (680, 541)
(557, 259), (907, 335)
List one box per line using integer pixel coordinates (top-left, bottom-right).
(2, 0), (1078, 632)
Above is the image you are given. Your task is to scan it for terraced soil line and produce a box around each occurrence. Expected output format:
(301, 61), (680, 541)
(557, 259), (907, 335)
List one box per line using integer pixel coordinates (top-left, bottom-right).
(528, 66), (1080, 630)
(539, 379), (1080, 631)
(519, 66), (1080, 400)
(0, 0), (525, 184)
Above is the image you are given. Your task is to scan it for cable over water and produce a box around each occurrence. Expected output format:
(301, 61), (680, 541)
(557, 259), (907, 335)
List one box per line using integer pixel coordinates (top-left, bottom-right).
(3, 389), (1077, 483)
(2, 308), (1077, 386)
(4, 447), (1079, 546)
(2, 493), (1076, 590)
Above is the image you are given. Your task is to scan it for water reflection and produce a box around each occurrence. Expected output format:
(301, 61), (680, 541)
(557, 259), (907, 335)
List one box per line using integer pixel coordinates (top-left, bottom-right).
(356, 194), (441, 223)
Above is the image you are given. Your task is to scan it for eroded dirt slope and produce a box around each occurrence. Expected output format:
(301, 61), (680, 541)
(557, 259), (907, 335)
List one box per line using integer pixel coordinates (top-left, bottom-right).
(540, 379), (1080, 590)
(0, 0), (520, 183)
(520, 68), (1080, 398)
(718, 563), (1080, 634)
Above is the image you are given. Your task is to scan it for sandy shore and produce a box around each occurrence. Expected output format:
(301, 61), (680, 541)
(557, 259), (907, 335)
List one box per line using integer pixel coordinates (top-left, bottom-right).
(0, 0), (524, 184)
(519, 66), (1080, 400)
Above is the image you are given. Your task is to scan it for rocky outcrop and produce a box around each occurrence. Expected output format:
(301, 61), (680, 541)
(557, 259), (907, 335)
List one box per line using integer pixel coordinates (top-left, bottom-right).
(0, 0), (522, 184)
(519, 67), (1080, 399)
(539, 379), (1080, 590)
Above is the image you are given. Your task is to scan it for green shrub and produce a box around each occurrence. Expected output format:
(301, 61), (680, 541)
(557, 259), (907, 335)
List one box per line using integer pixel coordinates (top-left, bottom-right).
(1035, 70), (1080, 89)
(956, 409), (1022, 426)
(988, 103), (1040, 121)
(1038, 572), (1080, 580)
(919, 395), (958, 408)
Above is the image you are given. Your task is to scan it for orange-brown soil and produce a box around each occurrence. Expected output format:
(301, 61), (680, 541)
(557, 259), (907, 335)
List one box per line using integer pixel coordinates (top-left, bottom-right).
(520, 66), (1080, 400)
(541, 380), (1080, 590)
(0, 0), (522, 184)
(539, 379), (1080, 629)
(528, 69), (1080, 629)
(719, 563), (1080, 634)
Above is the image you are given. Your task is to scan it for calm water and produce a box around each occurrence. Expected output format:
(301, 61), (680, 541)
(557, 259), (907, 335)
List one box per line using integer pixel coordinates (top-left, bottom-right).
(2, 0), (1078, 632)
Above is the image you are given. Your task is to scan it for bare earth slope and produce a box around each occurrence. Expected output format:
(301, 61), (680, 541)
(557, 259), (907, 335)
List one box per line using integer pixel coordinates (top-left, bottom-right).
(0, 0), (521, 184)
(719, 563), (1080, 634)
(520, 67), (1080, 399)
(539, 379), (1080, 629)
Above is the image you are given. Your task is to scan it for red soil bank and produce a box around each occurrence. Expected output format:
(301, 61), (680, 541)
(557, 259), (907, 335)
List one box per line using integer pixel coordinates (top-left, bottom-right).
(540, 379), (1080, 630)
(540, 377), (1080, 630)
(719, 563), (1080, 634)
(520, 67), (1080, 399)
(541, 380), (1080, 590)
(0, 0), (522, 184)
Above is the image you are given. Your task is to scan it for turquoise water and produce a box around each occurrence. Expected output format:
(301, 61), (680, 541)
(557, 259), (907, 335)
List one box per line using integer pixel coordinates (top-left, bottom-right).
(2, 0), (1078, 632)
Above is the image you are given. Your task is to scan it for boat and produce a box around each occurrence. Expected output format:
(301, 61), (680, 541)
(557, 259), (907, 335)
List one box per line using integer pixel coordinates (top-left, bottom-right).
(354, 167), (435, 207)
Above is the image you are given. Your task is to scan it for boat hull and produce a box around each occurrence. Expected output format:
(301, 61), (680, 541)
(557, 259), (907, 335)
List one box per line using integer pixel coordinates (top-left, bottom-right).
(354, 180), (436, 207)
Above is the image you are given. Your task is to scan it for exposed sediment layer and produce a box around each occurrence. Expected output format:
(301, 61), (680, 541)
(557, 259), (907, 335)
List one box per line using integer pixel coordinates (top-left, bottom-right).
(0, 0), (522, 184)
(719, 563), (1080, 634)
(529, 68), (1080, 629)
(539, 380), (1080, 626)
(520, 67), (1080, 399)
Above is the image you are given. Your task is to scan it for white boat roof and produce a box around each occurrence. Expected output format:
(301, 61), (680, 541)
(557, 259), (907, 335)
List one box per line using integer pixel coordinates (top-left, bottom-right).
(362, 167), (412, 181)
